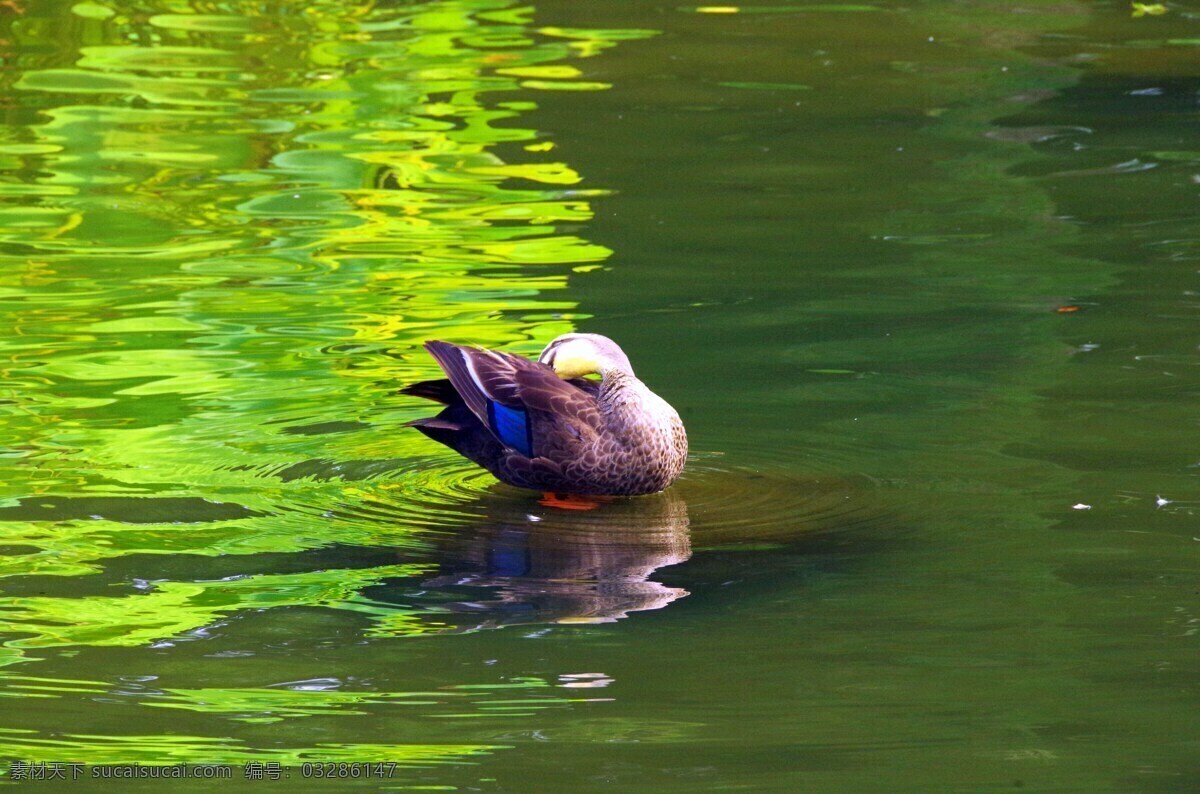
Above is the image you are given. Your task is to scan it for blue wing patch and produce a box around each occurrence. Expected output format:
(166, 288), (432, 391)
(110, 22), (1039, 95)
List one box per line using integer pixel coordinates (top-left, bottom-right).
(487, 400), (533, 457)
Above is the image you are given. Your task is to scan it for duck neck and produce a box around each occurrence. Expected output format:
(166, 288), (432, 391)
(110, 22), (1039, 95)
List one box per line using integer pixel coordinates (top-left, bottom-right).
(599, 367), (642, 408)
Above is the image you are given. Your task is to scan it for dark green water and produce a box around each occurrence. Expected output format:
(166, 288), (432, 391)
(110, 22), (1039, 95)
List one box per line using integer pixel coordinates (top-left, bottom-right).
(1, 0), (1198, 790)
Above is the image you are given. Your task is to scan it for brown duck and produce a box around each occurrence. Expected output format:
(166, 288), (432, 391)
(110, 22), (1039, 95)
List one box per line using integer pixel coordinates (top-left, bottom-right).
(403, 333), (687, 496)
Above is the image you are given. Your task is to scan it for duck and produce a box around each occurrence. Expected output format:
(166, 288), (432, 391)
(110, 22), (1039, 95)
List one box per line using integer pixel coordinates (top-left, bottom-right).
(402, 333), (687, 496)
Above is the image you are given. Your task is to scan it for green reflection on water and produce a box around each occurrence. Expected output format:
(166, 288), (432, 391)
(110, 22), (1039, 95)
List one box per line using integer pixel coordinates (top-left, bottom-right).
(0, 0), (647, 550)
(0, 0), (654, 772)
(1, 563), (440, 649)
(0, 726), (502, 768)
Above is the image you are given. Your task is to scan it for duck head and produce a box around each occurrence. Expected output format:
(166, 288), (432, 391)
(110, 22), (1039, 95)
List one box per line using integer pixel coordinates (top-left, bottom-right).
(538, 333), (634, 379)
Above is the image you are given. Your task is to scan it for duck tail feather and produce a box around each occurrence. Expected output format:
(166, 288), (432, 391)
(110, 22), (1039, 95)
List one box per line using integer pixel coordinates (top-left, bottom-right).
(424, 340), (489, 419)
(404, 417), (464, 431)
(398, 378), (457, 405)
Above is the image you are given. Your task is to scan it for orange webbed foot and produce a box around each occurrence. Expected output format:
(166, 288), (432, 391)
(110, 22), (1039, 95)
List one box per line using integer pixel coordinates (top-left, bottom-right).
(538, 492), (613, 511)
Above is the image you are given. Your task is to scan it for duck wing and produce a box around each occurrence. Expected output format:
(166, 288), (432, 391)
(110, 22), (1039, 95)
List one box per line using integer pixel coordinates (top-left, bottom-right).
(422, 340), (601, 461)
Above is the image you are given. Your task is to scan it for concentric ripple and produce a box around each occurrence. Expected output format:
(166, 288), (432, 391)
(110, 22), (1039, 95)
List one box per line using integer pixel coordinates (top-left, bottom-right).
(675, 459), (882, 545)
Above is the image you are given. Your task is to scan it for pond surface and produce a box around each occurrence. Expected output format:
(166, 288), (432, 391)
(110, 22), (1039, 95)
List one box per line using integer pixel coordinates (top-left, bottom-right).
(1, 0), (1198, 790)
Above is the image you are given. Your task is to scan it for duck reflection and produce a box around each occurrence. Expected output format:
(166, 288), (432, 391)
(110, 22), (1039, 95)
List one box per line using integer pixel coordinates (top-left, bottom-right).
(420, 489), (691, 628)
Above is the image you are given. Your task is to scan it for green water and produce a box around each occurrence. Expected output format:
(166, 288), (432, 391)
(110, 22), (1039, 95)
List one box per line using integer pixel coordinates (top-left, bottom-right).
(1, 0), (1198, 790)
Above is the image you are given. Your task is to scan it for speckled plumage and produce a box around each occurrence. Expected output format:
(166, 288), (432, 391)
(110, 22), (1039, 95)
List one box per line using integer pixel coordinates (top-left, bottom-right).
(403, 335), (687, 496)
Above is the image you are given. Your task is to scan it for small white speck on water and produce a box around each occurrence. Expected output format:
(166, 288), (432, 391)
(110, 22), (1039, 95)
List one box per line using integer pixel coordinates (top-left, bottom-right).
(558, 672), (613, 688)
(1156, 495), (1171, 507)
(1072, 503), (1091, 510)
(560, 679), (613, 689)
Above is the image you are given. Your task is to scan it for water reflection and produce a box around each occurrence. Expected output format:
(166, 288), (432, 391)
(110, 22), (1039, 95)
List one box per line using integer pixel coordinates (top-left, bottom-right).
(396, 490), (691, 629)
(364, 463), (883, 632)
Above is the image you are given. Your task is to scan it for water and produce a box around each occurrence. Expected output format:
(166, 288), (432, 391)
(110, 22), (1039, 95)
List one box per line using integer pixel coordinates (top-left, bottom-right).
(1, 0), (1198, 790)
